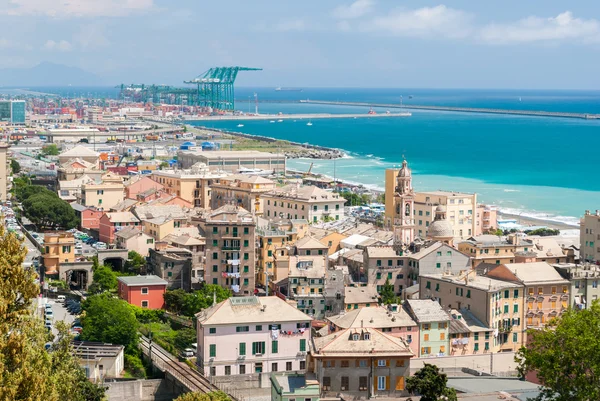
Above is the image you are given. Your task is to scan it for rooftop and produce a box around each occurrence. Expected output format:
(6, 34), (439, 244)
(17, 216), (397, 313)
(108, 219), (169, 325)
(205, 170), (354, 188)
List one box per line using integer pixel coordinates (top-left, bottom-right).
(327, 305), (417, 329)
(288, 255), (327, 280)
(196, 296), (311, 325)
(421, 272), (521, 292)
(405, 299), (451, 323)
(313, 327), (413, 358)
(416, 190), (475, 198)
(344, 285), (379, 305)
(117, 275), (168, 287)
(271, 374), (319, 395)
(265, 184), (345, 203)
(104, 212), (139, 224)
(71, 341), (124, 360)
(181, 150), (283, 159)
(114, 226), (144, 240)
(59, 145), (99, 158)
(498, 262), (569, 285)
(295, 236), (328, 250)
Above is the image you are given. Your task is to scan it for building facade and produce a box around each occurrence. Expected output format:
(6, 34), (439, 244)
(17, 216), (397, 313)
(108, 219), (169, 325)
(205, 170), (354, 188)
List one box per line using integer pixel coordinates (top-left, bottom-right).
(262, 185), (346, 223)
(178, 150), (286, 173)
(404, 299), (451, 357)
(148, 244), (193, 291)
(43, 232), (75, 275)
(117, 275), (167, 309)
(414, 191), (477, 240)
(196, 296), (312, 378)
(581, 210), (600, 263)
(210, 174), (276, 215)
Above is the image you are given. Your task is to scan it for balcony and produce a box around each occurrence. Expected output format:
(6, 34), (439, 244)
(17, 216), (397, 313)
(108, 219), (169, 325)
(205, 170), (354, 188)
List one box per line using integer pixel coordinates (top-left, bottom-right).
(227, 259), (240, 266)
(222, 246), (241, 251)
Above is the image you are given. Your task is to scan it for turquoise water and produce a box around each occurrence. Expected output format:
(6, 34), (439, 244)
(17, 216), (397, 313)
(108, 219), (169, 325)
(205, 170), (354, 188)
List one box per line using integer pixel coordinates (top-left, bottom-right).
(192, 89), (600, 226)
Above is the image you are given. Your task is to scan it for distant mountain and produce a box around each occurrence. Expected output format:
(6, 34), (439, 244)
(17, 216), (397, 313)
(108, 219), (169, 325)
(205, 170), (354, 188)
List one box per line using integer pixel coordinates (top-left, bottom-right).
(0, 62), (105, 87)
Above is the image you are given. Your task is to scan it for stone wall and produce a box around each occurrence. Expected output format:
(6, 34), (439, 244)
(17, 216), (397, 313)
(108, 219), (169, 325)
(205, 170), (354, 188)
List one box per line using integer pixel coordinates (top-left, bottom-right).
(105, 379), (178, 401)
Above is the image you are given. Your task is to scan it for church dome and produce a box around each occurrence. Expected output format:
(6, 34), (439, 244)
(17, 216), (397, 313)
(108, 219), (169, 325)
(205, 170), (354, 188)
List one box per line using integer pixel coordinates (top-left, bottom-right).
(428, 219), (453, 239)
(398, 159), (411, 177)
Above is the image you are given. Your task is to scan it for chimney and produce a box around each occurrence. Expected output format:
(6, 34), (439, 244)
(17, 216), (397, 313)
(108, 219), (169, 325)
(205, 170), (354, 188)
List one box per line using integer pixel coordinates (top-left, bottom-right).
(361, 319), (364, 328)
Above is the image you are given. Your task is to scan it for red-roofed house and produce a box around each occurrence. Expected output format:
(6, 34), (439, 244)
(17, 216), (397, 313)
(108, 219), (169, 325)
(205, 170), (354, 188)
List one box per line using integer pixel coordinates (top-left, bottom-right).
(99, 212), (141, 244)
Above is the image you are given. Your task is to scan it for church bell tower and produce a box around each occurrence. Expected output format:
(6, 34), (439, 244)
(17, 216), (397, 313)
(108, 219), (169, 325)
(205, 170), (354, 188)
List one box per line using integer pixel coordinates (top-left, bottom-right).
(392, 159), (415, 253)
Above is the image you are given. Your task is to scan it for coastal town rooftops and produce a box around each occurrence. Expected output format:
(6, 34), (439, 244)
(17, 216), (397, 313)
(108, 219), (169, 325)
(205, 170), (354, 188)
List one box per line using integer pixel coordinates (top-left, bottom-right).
(288, 255), (327, 279)
(117, 275), (168, 287)
(166, 233), (205, 247)
(341, 234), (373, 249)
(271, 373), (319, 395)
(416, 190), (475, 198)
(114, 226), (143, 240)
(312, 327), (413, 357)
(181, 150), (281, 159)
(59, 158), (97, 170)
(365, 245), (400, 259)
(217, 173), (275, 185)
(204, 204), (254, 223)
(421, 272), (522, 292)
(70, 203), (89, 212)
(133, 205), (189, 221)
(104, 212), (139, 224)
(110, 199), (138, 212)
(71, 341), (124, 360)
(264, 184), (345, 203)
(344, 285), (379, 305)
(295, 236), (328, 250)
(59, 145), (99, 158)
(460, 234), (533, 248)
(152, 162), (228, 179)
(405, 299), (451, 323)
(327, 305), (417, 329)
(489, 262), (569, 285)
(196, 296), (312, 326)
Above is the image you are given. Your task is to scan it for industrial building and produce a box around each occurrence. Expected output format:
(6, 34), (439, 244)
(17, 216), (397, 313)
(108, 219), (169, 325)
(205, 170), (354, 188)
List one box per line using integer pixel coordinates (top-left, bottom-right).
(0, 100), (26, 124)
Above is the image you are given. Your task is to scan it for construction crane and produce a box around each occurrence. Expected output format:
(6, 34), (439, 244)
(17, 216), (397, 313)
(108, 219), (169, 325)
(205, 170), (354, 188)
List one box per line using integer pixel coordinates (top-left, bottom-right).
(183, 66), (262, 111)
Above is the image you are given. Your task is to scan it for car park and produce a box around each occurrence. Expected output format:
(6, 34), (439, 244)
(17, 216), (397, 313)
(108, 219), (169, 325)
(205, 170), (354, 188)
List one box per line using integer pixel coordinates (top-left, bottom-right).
(45, 310), (54, 319)
(44, 322), (52, 331)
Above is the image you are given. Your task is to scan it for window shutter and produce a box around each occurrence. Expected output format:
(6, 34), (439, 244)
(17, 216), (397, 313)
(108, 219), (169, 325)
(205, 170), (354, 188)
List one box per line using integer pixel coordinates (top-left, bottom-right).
(385, 376), (390, 390)
(386, 359), (390, 367)
(239, 343), (246, 356)
(395, 376), (405, 390)
(355, 360), (360, 367)
(262, 342), (266, 353)
(252, 342), (256, 355)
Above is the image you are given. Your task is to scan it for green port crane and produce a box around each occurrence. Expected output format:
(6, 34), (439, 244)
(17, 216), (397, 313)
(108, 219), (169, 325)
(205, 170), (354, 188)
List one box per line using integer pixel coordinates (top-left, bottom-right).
(116, 66), (261, 111)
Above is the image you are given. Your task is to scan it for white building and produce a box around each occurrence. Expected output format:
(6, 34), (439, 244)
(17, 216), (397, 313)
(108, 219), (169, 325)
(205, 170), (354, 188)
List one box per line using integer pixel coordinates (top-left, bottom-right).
(262, 185), (346, 223)
(196, 296), (312, 379)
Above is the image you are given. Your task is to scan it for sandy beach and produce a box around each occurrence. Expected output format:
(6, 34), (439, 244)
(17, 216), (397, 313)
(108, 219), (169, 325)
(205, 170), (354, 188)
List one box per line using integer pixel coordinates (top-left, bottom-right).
(498, 212), (579, 231)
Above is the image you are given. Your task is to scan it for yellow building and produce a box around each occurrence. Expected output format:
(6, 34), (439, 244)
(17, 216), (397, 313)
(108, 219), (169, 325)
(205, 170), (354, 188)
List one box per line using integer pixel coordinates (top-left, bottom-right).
(79, 172), (125, 210)
(43, 232), (75, 275)
(256, 225), (299, 288)
(134, 205), (190, 241)
(151, 163), (227, 209)
(210, 174), (276, 215)
(419, 271), (524, 353)
(414, 191), (477, 241)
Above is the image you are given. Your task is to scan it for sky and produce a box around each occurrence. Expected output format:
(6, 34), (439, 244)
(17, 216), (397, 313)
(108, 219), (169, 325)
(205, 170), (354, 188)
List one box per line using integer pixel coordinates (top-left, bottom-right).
(1, 0), (600, 89)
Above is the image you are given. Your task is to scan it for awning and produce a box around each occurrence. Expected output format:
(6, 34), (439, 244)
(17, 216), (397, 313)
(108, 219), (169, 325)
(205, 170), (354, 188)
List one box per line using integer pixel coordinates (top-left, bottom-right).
(574, 296), (581, 304)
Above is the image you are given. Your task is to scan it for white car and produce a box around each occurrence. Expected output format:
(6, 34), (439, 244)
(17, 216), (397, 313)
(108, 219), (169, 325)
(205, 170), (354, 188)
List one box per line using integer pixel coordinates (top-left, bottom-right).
(93, 242), (107, 250)
(75, 243), (82, 249)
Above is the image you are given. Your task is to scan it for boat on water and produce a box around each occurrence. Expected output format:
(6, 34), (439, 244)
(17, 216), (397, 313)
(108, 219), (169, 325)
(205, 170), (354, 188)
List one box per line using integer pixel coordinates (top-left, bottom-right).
(236, 124), (244, 127)
(275, 87), (303, 92)
(368, 107), (376, 115)
(408, 95), (413, 99)
(299, 99), (309, 103)
(306, 121), (313, 126)
(269, 120), (275, 123)
(277, 119), (283, 123)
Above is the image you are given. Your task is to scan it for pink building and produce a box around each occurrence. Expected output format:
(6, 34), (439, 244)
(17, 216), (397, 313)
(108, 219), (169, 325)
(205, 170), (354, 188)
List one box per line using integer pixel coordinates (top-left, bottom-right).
(326, 304), (419, 356)
(71, 203), (103, 231)
(125, 176), (165, 200)
(99, 212), (141, 244)
(117, 275), (167, 309)
(196, 296), (312, 378)
(115, 226), (155, 257)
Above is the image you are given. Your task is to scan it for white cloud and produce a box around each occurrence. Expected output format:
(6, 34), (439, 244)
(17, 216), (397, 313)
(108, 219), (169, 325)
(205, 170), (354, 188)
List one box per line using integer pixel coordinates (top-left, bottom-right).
(44, 39), (72, 52)
(480, 11), (600, 44)
(4, 0), (153, 18)
(332, 0), (374, 20)
(360, 5), (472, 39)
(274, 19), (306, 32)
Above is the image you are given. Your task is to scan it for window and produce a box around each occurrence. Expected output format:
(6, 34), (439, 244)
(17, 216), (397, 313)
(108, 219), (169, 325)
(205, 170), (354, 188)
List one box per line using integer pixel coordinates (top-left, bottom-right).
(167, 272), (172, 277)
(252, 342), (266, 355)
(212, 252), (218, 259)
(538, 287), (543, 295)
(485, 342), (490, 351)
(209, 344), (216, 358)
(322, 377), (331, 391)
(256, 325), (263, 331)
(513, 333), (518, 343)
(439, 322), (447, 329)
(474, 343), (479, 351)
(423, 323), (430, 331)
(212, 265), (218, 272)
(236, 326), (249, 332)
(504, 304), (509, 313)
(210, 367), (216, 376)
(271, 362), (278, 372)
(474, 333), (479, 341)
(272, 341), (278, 354)
(141, 287), (148, 295)
(341, 360), (350, 367)
(239, 343), (246, 356)
(359, 376), (368, 391)
(209, 327), (216, 334)
(224, 366), (231, 375)
(212, 227), (218, 234)
(359, 360), (368, 367)
(436, 263), (441, 268)
(300, 339), (306, 352)
(562, 286), (568, 293)
(396, 359), (405, 367)
(377, 376), (386, 390)
(244, 266), (249, 273)
(514, 289), (519, 298)
(440, 345), (446, 353)
(341, 376), (349, 391)
(440, 333), (445, 340)
(141, 300), (148, 308)
(528, 287), (534, 296)
(239, 365), (246, 374)
(378, 359), (386, 367)
(286, 362), (292, 371)
(244, 227), (249, 234)
(467, 290), (471, 298)
(421, 347), (431, 355)
(424, 334), (429, 341)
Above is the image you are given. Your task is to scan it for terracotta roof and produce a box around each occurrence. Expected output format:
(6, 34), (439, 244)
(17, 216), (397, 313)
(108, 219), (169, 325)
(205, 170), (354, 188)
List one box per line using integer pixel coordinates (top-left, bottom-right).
(312, 327), (413, 357)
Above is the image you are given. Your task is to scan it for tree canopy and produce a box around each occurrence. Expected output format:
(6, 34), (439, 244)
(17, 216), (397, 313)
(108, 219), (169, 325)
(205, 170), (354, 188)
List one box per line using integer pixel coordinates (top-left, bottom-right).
(338, 191), (370, 206)
(17, 183), (78, 230)
(406, 363), (457, 401)
(174, 391), (231, 401)
(88, 265), (118, 294)
(164, 284), (232, 317)
(41, 144), (59, 156)
(378, 278), (398, 305)
(81, 293), (140, 353)
(124, 250), (146, 274)
(0, 224), (105, 400)
(10, 159), (20, 174)
(516, 301), (600, 401)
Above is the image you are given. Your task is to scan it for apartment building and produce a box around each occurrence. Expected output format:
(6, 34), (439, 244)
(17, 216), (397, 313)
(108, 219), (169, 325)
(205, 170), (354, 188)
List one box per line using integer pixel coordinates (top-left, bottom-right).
(326, 305), (419, 356)
(178, 150), (286, 173)
(57, 158), (103, 181)
(294, 236), (328, 256)
(458, 234), (530, 267)
(310, 328), (413, 398)
(419, 271), (524, 353)
(448, 309), (494, 356)
(164, 234), (206, 286)
(196, 296), (311, 377)
(151, 163), (227, 208)
(286, 255), (328, 318)
(486, 262), (570, 330)
(344, 285), (379, 310)
(364, 246), (409, 298)
(125, 175), (165, 199)
(404, 299), (451, 357)
(98, 212), (140, 244)
(133, 205), (190, 241)
(256, 224), (298, 288)
(413, 191), (477, 240)
(198, 205), (256, 295)
(58, 145), (100, 164)
(581, 210), (600, 263)
(476, 204), (498, 234)
(79, 172), (125, 210)
(147, 243), (193, 291)
(210, 174), (276, 215)
(115, 226), (154, 257)
(43, 232), (75, 275)
(117, 275), (167, 309)
(262, 185), (346, 223)
(553, 263), (600, 309)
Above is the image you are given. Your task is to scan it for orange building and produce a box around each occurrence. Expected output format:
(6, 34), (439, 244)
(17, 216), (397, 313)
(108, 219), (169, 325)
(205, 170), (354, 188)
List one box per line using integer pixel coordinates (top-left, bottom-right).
(117, 275), (167, 309)
(43, 232), (75, 275)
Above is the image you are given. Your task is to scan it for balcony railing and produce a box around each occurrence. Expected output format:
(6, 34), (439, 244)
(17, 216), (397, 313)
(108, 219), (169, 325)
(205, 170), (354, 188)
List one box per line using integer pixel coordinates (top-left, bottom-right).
(222, 246), (241, 251)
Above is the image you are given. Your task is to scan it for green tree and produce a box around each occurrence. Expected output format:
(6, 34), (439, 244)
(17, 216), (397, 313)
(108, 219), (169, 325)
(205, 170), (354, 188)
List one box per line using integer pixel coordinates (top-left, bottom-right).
(338, 191), (370, 206)
(516, 301), (600, 401)
(81, 294), (139, 353)
(406, 364), (457, 401)
(0, 224), (105, 400)
(22, 191), (78, 229)
(159, 161), (169, 169)
(125, 250), (146, 273)
(492, 228), (503, 236)
(174, 328), (197, 351)
(88, 265), (118, 294)
(10, 159), (21, 174)
(164, 289), (187, 314)
(41, 144), (59, 156)
(378, 278), (398, 305)
(175, 391), (231, 401)
(524, 228), (560, 237)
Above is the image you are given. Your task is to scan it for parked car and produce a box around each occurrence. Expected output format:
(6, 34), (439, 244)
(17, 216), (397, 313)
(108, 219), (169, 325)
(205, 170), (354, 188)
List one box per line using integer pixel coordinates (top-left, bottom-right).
(180, 348), (195, 360)
(45, 311), (54, 319)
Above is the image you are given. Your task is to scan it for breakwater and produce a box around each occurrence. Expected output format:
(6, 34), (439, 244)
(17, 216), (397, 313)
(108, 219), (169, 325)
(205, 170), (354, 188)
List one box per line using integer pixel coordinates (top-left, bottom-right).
(184, 112), (411, 121)
(301, 100), (600, 120)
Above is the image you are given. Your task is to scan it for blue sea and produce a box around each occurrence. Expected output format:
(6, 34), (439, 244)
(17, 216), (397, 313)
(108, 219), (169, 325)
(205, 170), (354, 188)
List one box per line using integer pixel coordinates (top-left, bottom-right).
(192, 88), (600, 227)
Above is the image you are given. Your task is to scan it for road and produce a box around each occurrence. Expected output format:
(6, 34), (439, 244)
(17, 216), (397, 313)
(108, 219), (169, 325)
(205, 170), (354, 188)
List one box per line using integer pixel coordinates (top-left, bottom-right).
(40, 298), (75, 337)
